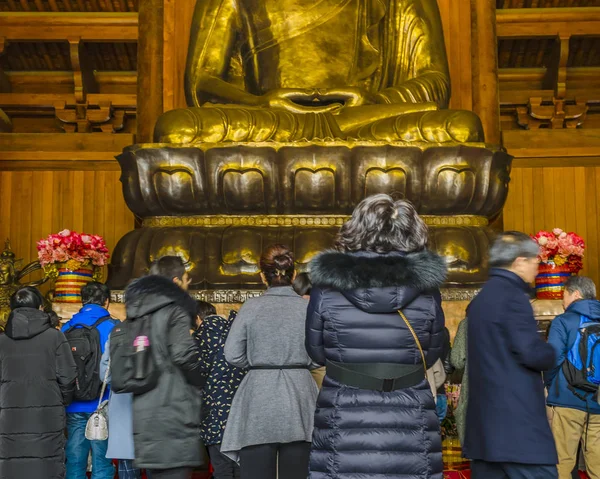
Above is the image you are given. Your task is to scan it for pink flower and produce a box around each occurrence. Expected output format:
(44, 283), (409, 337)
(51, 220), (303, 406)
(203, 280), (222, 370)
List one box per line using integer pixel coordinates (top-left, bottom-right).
(37, 230), (110, 266)
(553, 228), (564, 236)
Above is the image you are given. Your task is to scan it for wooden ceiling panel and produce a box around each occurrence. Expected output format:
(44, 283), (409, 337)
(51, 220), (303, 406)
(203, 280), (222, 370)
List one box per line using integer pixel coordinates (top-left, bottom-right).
(1, 41), (71, 70)
(85, 42), (137, 71)
(1, 41), (136, 72)
(499, 37), (600, 68)
(569, 37), (600, 67)
(497, 0), (600, 6)
(498, 39), (554, 68)
(0, 0), (137, 11)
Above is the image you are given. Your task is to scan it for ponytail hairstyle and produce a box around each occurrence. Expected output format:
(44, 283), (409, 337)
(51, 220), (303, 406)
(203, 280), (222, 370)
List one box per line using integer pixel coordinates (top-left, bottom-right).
(260, 244), (295, 287)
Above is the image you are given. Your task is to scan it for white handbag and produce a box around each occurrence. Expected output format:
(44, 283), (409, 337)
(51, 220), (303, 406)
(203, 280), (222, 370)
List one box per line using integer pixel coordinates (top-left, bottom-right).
(85, 359), (110, 441)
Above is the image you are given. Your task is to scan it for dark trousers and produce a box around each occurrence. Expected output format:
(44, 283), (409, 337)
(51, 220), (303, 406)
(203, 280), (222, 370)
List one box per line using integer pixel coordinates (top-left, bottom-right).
(148, 468), (192, 479)
(472, 460), (558, 479)
(208, 445), (240, 479)
(239, 441), (311, 479)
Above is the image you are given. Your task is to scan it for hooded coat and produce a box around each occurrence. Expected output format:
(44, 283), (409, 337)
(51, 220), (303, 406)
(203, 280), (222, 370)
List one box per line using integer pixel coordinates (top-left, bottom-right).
(546, 298), (600, 414)
(124, 275), (207, 470)
(306, 250), (447, 479)
(0, 307), (77, 479)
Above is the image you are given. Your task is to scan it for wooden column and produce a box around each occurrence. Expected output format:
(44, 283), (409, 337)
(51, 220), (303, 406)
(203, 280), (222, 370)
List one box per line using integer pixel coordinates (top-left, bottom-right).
(136, 0), (164, 143)
(471, 0), (501, 145)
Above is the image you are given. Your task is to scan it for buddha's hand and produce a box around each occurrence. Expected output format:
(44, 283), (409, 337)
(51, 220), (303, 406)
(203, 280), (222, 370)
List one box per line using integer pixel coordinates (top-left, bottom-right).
(259, 89), (342, 114)
(314, 87), (379, 108)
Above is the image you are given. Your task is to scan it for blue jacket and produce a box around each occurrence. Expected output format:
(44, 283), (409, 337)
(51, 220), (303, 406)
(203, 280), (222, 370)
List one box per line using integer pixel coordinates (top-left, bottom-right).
(546, 299), (600, 414)
(61, 304), (118, 414)
(464, 269), (557, 465)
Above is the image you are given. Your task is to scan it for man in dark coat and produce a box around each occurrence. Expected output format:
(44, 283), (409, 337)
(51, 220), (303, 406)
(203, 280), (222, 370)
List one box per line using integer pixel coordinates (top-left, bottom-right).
(125, 256), (207, 479)
(464, 231), (558, 479)
(0, 286), (77, 479)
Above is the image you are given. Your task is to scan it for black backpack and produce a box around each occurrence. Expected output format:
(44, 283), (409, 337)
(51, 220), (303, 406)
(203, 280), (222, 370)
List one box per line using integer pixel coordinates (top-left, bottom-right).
(65, 316), (111, 401)
(110, 315), (160, 395)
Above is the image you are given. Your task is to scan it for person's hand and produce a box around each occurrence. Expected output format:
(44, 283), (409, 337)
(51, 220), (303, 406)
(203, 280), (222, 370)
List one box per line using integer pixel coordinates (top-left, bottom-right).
(313, 87), (379, 108)
(258, 89), (343, 114)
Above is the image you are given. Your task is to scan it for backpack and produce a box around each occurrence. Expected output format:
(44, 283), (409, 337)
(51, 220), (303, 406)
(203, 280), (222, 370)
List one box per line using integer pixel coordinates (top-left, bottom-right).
(110, 315), (160, 395)
(65, 316), (111, 401)
(562, 315), (600, 400)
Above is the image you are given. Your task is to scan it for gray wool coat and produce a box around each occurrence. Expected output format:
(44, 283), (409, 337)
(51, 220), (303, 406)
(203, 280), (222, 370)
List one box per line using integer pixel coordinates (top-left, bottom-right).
(221, 286), (319, 462)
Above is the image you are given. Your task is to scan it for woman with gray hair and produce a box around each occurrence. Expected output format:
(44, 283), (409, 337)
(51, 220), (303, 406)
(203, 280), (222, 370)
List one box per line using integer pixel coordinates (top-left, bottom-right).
(306, 194), (447, 479)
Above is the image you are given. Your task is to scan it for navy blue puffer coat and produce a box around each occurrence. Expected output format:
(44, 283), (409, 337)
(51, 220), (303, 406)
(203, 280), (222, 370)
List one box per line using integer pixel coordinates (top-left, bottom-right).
(306, 250), (447, 479)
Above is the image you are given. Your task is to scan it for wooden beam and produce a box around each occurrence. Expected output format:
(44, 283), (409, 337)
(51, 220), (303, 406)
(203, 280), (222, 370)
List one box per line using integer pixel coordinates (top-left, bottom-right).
(0, 12), (138, 41)
(137, 0), (164, 143)
(0, 37), (10, 94)
(503, 129), (600, 159)
(471, 0), (501, 144)
(0, 93), (136, 108)
(497, 7), (600, 38)
(68, 38), (99, 103)
(0, 133), (133, 170)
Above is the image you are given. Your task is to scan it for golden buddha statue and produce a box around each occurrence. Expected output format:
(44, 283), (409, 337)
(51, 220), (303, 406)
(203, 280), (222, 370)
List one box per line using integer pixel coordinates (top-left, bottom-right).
(0, 240), (47, 331)
(154, 0), (484, 144)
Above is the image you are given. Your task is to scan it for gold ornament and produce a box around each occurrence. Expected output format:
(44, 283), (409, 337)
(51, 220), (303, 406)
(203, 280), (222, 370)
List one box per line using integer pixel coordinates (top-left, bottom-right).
(0, 240), (47, 331)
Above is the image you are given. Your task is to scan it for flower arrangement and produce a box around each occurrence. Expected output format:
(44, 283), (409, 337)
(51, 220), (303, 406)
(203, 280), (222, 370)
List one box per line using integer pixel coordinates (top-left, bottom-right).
(531, 228), (585, 273)
(37, 230), (110, 270)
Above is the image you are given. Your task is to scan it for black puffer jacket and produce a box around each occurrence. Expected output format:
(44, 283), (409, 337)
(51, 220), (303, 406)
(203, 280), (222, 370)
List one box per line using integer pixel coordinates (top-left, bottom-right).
(0, 308), (77, 479)
(125, 275), (206, 470)
(306, 250), (447, 479)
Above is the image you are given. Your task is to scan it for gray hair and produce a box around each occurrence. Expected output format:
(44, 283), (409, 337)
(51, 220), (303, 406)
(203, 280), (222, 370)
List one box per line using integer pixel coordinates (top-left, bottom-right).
(489, 231), (539, 268)
(335, 195), (428, 253)
(565, 276), (597, 300)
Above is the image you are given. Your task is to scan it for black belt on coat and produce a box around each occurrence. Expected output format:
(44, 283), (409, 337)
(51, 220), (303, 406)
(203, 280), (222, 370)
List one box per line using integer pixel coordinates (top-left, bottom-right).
(249, 365), (310, 370)
(325, 360), (425, 392)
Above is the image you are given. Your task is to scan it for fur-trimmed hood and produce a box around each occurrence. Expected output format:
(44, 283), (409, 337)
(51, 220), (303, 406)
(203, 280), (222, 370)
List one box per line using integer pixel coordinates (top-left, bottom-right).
(310, 250), (447, 313)
(125, 274), (196, 320)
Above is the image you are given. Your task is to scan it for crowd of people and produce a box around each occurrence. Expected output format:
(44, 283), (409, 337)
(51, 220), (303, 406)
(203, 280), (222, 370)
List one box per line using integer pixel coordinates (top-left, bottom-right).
(0, 193), (599, 479)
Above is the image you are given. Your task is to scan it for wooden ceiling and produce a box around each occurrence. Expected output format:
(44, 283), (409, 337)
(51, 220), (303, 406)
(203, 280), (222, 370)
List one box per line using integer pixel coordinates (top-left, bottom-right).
(497, 0), (600, 7)
(0, 0), (137, 12)
(498, 37), (600, 68)
(2, 41), (137, 71)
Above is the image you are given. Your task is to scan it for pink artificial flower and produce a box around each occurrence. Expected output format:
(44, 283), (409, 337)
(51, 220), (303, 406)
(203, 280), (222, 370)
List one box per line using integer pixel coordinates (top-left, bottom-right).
(553, 228), (564, 236)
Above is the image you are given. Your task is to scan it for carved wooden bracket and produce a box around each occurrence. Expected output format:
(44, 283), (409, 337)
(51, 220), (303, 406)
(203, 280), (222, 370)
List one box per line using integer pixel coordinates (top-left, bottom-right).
(54, 100), (125, 133)
(517, 97), (588, 130)
(67, 37), (98, 103)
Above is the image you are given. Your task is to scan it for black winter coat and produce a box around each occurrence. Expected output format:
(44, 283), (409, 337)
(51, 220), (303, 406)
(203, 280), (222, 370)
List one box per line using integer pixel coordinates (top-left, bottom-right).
(124, 275), (207, 470)
(463, 268), (558, 465)
(0, 308), (77, 479)
(306, 250), (447, 479)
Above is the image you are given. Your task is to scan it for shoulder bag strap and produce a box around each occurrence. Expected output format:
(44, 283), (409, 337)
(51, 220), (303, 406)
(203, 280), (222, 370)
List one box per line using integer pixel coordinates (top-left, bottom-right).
(96, 357), (110, 411)
(398, 310), (427, 373)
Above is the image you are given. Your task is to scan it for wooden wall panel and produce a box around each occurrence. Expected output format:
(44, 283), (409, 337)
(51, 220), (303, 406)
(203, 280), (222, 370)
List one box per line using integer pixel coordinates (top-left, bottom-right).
(504, 166), (600, 288)
(161, 0), (475, 112)
(0, 170), (134, 280)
